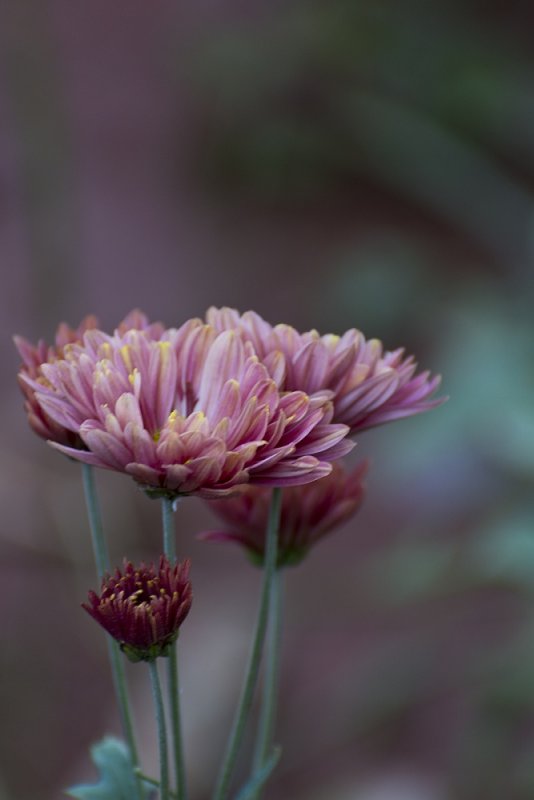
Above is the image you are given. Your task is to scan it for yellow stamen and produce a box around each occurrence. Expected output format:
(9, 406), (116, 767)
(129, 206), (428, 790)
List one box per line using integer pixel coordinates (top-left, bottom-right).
(120, 345), (132, 372)
(158, 340), (171, 360)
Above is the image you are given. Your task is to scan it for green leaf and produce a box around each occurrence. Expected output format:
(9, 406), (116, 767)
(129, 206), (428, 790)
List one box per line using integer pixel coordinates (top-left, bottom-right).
(65, 737), (152, 800)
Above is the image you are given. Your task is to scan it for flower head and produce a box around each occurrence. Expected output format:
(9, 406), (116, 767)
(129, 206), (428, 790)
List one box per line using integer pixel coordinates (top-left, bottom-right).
(29, 321), (353, 497)
(206, 307), (444, 434)
(14, 314), (100, 446)
(83, 556), (192, 662)
(14, 310), (164, 446)
(201, 460), (367, 567)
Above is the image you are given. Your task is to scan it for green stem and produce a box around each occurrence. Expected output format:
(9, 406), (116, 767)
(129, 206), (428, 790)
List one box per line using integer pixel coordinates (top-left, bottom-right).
(235, 747), (282, 800)
(134, 770), (178, 799)
(161, 498), (188, 800)
(161, 496), (177, 561)
(250, 568), (284, 799)
(212, 488), (282, 800)
(81, 462), (109, 578)
(149, 661), (170, 800)
(81, 464), (142, 798)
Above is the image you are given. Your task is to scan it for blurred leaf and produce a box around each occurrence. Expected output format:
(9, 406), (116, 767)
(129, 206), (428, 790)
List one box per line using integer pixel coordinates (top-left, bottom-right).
(362, 540), (457, 605)
(65, 738), (151, 800)
(190, 0), (534, 267)
(469, 512), (534, 588)
(439, 300), (534, 467)
(341, 91), (532, 265)
(332, 231), (445, 336)
(499, 409), (534, 478)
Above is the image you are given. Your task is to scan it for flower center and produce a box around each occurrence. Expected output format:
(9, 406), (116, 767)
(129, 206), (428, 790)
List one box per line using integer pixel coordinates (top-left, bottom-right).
(129, 578), (159, 606)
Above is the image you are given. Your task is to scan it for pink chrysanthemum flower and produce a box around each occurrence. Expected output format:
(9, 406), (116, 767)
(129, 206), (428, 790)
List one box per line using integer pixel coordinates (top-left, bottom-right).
(201, 460), (367, 567)
(26, 322), (353, 497)
(14, 309), (164, 447)
(83, 556), (192, 662)
(206, 307), (444, 434)
(14, 314), (100, 446)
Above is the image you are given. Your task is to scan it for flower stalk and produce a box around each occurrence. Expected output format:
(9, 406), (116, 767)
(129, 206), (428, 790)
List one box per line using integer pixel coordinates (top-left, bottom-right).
(81, 462), (110, 579)
(149, 661), (170, 800)
(161, 498), (188, 800)
(81, 464), (142, 796)
(250, 567), (284, 799)
(213, 487), (282, 800)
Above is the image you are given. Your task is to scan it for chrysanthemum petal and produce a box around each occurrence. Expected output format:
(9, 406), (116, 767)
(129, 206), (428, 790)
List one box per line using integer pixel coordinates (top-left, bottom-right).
(293, 423), (353, 456)
(202, 460), (367, 566)
(196, 330), (244, 419)
(180, 455), (224, 491)
(49, 441), (108, 467)
(291, 340), (330, 394)
(252, 460), (333, 486)
(80, 426), (132, 470)
(125, 462), (164, 485)
(163, 464), (193, 491)
(123, 423), (157, 465)
(114, 392), (144, 429)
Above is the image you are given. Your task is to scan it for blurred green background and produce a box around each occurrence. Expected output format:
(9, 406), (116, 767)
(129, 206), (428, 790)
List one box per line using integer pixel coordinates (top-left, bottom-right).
(2, 1), (534, 798)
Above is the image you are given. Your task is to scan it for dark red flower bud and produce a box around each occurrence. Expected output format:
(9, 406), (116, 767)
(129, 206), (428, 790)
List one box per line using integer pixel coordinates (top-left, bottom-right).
(83, 556), (192, 662)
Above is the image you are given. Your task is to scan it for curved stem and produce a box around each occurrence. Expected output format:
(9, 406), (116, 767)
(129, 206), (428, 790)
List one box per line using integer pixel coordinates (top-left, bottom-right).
(149, 661), (170, 800)
(212, 488), (282, 800)
(250, 568), (284, 799)
(81, 464), (142, 798)
(161, 498), (188, 800)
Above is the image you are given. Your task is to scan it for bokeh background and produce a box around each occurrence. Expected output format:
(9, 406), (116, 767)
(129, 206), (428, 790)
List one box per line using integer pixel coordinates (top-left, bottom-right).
(2, 1), (534, 798)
